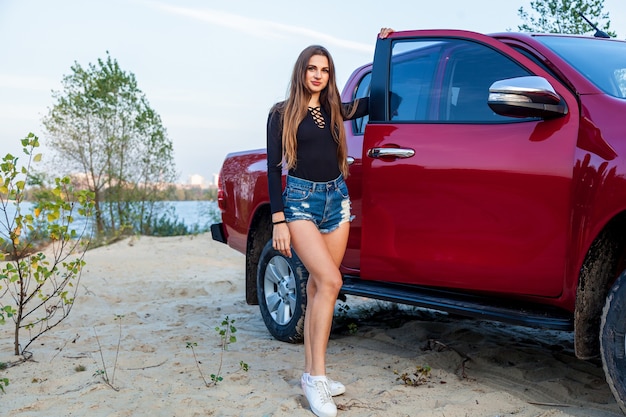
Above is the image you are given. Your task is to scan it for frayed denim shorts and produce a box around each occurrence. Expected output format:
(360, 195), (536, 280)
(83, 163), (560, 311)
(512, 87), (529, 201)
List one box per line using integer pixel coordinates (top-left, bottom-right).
(282, 175), (352, 234)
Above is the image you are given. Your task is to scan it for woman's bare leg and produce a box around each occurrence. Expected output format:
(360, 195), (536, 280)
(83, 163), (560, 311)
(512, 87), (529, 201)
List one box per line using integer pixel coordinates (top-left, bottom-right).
(289, 220), (349, 376)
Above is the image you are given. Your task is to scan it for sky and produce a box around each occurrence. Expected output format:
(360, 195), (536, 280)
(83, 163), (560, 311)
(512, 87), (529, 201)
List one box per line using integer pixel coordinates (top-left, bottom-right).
(1, 0), (626, 185)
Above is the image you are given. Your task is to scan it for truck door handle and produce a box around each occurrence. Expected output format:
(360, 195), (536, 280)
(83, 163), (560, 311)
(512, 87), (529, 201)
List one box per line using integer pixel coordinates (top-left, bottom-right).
(367, 147), (415, 159)
(347, 156), (355, 165)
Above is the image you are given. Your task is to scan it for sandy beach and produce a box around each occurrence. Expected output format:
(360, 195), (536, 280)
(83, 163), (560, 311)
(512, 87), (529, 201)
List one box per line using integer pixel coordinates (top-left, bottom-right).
(1, 234), (623, 417)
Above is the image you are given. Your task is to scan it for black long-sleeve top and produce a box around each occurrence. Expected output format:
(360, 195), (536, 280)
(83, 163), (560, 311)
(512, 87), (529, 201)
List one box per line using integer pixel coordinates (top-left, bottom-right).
(266, 98), (368, 214)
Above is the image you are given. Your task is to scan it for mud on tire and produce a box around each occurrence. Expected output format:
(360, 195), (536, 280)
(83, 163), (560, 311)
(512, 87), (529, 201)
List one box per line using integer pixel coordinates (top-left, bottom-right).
(600, 269), (626, 414)
(256, 240), (308, 343)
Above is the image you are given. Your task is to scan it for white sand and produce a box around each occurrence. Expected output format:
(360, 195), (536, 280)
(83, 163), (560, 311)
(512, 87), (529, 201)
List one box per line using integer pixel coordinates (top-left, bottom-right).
(1, 234), (622, 417)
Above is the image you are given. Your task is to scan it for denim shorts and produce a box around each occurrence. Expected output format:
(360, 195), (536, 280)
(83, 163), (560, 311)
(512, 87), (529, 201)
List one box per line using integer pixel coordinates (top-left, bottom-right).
(282, 175), (352, 234)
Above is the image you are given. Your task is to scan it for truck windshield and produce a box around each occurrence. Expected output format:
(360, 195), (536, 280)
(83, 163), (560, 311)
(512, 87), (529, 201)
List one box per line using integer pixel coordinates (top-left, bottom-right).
(535, 36), (626, 98)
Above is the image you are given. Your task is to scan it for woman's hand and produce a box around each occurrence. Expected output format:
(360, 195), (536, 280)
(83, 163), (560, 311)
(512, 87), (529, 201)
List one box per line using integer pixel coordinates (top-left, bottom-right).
(273, 223), (292, 258)
(379, 28), (394, 39)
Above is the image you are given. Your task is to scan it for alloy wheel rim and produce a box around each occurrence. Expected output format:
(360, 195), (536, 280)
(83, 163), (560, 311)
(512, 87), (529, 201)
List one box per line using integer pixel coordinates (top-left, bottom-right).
(263, 256), (297, 325)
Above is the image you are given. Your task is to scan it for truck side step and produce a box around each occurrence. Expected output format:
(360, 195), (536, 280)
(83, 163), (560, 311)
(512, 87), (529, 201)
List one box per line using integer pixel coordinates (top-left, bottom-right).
(340, 276), (573, 331)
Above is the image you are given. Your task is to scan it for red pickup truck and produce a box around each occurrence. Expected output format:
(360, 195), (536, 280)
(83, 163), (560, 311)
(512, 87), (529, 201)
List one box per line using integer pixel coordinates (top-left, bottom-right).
(211, 29), (626, 412)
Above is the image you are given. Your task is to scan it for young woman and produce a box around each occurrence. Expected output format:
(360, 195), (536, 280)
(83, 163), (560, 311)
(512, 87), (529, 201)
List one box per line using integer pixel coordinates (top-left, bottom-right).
(266, 29), (393, 417)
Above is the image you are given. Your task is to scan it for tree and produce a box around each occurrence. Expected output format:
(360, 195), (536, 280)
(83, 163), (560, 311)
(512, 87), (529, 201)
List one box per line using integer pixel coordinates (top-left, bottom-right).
(42, 52), (177, 235)
(518, 0), (616, 37)
(1, 134), (94, 355)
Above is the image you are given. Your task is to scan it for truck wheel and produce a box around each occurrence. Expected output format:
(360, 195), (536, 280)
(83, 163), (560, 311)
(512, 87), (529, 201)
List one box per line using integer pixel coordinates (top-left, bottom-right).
(600, 269), (626, 413)
(257, 241), (308, 343)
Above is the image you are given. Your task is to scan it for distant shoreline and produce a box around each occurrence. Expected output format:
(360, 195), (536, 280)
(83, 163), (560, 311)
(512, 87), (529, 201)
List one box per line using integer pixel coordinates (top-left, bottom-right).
(0, 200), (219, 232)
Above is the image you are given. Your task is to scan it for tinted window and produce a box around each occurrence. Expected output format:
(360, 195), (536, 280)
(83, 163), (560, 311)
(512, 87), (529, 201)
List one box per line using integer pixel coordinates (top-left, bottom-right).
(351, 71), (371, 135)
(389, 40), (440, 121)
(536, 36), (626, 98)
(390, 38), (532, 123)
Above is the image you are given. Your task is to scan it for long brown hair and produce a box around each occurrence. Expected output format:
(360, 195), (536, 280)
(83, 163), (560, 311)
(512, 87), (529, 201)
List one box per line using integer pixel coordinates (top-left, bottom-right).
(274, 45), (351, 178)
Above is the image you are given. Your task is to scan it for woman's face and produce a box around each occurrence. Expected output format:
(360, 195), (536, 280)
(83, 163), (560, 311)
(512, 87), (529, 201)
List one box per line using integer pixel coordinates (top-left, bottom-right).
(305, 54), (329, 95)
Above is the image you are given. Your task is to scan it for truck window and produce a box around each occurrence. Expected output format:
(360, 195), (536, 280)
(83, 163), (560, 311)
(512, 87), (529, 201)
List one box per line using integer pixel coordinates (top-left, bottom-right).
(536, 35), (626, 98)
(351, 71), (371, 135)
(389, 40), (439, 121)
(390, 38), (532, 123)
(616, 69), (626, 97)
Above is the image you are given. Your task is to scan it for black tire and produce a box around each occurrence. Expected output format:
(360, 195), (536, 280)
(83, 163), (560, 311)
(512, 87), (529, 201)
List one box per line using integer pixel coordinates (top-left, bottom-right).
(257, 240), (308, 343)
(600, 269), (626, 414)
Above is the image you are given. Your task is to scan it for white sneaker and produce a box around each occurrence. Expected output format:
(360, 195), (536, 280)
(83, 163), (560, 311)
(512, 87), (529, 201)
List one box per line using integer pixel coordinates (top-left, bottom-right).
(302, 374), (345, 396)
(301, 375), (337, 417)
(327, 377), (346, 396)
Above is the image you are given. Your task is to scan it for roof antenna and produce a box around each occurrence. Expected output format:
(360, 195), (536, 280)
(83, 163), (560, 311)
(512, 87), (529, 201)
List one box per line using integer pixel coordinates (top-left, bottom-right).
(577, 12), (611, 38)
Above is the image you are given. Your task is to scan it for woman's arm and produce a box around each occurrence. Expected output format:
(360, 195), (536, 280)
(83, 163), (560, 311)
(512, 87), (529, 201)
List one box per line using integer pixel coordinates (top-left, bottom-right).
(342, 97), (369, 121)
(266, 105), (292, 257)
(267, 107), (285, 215)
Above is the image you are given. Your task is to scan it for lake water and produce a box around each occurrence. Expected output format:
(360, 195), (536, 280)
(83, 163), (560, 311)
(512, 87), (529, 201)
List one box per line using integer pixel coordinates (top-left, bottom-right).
(0, 200), (220, 235)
